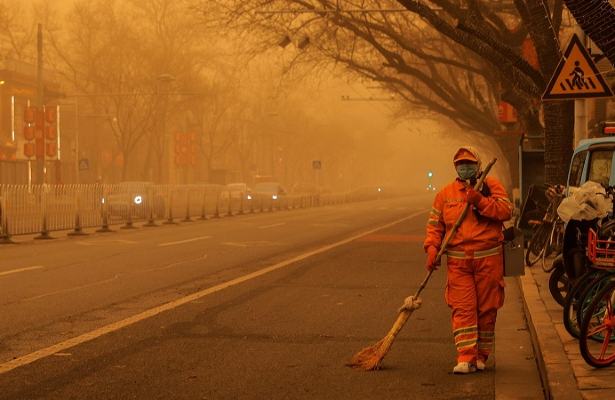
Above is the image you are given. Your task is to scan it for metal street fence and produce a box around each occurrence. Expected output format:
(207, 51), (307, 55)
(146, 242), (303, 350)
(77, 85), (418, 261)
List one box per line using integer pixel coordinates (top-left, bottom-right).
(0, 183), (383, 240)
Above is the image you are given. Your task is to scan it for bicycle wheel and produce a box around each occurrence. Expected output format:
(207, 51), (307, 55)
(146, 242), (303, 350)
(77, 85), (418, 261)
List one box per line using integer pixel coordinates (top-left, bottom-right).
(577, 273), (615, 343)
(542, 222), (560, 272)
(551, 221), (565, 255)
(549, 261), (570, 306)
(526, 223), (550, 267)
(563, 271), (603, 339)
(579, 279), (615, 368)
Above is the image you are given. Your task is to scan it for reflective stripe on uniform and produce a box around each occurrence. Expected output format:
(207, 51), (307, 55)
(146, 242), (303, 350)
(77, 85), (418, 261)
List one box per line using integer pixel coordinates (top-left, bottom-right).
(478, 331), (495, 350)
(446, 246), (501, 260)
(453, 325), (478, 336)
(456, 339), (478, 350)
(431, 207), (442, 216)
(427, 220), (440, 226)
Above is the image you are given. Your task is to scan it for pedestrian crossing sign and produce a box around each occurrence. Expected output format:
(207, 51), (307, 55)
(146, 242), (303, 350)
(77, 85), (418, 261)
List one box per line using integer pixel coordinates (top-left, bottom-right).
(542, 34), (613, 100)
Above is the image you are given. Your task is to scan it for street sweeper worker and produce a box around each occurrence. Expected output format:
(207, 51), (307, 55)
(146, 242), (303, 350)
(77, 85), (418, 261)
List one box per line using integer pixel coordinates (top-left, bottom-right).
(424, 146), (513, 374)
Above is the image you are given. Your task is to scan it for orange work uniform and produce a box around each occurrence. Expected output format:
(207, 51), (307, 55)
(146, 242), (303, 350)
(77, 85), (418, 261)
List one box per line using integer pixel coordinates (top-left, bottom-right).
(425, 176), (513, 364)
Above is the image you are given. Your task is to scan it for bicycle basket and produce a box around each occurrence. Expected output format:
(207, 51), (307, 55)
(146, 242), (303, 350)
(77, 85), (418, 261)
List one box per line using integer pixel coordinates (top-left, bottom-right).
(587, 228), (615, 268)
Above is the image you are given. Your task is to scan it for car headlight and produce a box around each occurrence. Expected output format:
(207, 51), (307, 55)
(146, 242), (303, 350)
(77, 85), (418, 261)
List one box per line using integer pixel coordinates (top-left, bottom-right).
(134, 195), (143, 205)
(247, 194), (252, 200)
(272, 194), (278, 200)
(101, 197), (106, 204)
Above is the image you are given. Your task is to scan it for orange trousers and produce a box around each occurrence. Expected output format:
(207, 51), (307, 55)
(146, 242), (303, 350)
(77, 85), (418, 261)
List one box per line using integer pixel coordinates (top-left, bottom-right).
(445, 252), (505, 363)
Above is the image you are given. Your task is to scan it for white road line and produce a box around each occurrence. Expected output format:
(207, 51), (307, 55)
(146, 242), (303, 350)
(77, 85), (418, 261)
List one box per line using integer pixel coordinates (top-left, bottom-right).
(142, 255), (208, 273)
(222, 241), (281, 248)
(222, 242), (249, 248)
(258, 222), (286, 229)
(158, 236), (212, 247)
(0, 209), (427, 375)
(0, 266), (44, 277)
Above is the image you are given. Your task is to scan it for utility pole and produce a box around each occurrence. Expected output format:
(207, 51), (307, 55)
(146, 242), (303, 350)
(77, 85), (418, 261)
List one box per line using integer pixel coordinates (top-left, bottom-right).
(36, 23), (45, 184)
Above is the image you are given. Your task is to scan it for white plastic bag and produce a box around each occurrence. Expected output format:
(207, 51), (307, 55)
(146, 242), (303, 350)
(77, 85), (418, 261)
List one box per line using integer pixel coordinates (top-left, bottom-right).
(557, 181), (613, 222)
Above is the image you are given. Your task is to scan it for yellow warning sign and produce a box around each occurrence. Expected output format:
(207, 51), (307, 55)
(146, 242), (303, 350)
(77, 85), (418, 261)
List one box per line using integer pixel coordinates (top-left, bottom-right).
(542, 34), (613, 100)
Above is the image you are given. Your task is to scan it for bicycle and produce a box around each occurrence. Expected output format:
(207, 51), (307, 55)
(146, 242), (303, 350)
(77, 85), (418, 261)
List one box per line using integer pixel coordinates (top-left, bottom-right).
(525, 185), (564, 267)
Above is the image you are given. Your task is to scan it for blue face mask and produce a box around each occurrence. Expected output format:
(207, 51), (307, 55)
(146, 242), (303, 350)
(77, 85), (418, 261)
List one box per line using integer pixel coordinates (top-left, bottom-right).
(456, 164), (478, 180)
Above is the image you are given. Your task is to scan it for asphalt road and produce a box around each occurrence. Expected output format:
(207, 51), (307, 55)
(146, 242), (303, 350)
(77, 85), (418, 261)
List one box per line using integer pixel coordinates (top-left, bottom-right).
(0, 195), (541, 399)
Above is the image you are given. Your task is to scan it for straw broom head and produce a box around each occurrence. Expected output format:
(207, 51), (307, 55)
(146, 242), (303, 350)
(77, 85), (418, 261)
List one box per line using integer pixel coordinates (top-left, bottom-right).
(346, 309), (412, 370)
(346, 338), (388, 370)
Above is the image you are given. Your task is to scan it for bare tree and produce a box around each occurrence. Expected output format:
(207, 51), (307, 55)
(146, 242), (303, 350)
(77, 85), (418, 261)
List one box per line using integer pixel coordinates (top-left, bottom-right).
(207, 0), (574, 184)
(0, 0), (35, 61)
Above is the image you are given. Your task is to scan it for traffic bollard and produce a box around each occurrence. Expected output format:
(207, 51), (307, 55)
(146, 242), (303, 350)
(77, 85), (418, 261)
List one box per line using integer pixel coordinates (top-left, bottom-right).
(199, 190), (208, 220)
(183, 187), (193, 222)
(143, 186), (159, 227)
(121, 190), (137, 230)
(68, 187), (88, 236)
(164, 187), (178, 225)
(35, 187), (53, 240)
(0, 189), (14, 244)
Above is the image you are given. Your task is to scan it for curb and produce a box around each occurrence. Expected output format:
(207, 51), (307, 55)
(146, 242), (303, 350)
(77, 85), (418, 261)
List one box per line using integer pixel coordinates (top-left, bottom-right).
(518, 272), (582, 400)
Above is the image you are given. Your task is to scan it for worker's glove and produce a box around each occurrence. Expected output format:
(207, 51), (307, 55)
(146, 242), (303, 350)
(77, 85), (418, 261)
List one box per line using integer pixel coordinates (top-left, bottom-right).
(399, 296), (423, 313)
(466, 187), (484, 206)
(425, 246), (440, 271)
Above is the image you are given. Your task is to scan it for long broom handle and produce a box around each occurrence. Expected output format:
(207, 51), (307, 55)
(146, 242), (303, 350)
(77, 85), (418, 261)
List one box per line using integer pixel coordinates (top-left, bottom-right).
(412, 158), (497, 299)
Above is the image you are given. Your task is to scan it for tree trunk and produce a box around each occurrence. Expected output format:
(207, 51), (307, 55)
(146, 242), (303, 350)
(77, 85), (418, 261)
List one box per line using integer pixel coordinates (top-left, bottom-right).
(564, 0), (615, 66)
(543, 101), (575, 184)
(121, 150), (130, 181)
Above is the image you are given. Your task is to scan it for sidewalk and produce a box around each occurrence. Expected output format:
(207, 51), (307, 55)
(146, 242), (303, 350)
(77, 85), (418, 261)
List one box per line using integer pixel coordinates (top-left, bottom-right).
(519, 264), (615, 400)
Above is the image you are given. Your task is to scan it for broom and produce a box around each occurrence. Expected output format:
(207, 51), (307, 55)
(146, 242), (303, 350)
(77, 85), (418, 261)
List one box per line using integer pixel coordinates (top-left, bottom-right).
(347, 158), (497, 370)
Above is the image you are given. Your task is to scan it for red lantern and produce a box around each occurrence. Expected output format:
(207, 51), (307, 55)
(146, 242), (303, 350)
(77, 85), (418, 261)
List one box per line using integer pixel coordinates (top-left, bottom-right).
(46, 142), (57, 158)
(24, 106), (36, 123)
(24, 142), (35, 158)
(23, 125), (35, 141)
(45, 107), (56, 123)
(45, 125), (56, 140)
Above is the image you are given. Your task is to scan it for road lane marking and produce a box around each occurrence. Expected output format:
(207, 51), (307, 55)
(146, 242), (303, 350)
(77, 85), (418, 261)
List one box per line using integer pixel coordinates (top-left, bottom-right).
(258, 222), (286, 229)
(311, 223), (350, 228)
(142, 255), (208, 272)
(0, 209), (427, 375)
(158, 236), (212, 247)
(222, 241), (281, 248)
(0, 266), (44, 277)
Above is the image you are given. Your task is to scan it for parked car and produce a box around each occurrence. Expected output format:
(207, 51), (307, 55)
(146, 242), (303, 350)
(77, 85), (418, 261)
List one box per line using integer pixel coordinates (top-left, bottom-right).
(252, 182), (287, 200)
(225, 182), (252, 200)
(103, 182), (165, 218)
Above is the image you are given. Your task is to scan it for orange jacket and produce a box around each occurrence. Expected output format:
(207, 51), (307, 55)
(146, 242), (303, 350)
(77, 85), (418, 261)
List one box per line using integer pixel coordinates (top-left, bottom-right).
(424, 176), (513, 252)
